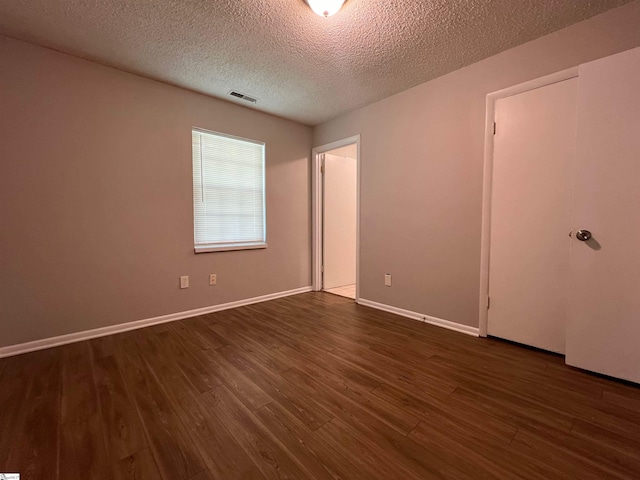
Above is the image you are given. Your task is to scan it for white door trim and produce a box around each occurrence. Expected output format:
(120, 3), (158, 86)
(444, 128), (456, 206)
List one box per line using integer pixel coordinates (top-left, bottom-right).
(479, 68), (578, 337)
(311, 135), (361, 301)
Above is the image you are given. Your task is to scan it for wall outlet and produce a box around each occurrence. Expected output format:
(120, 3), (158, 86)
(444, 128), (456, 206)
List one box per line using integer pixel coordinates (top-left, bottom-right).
(209, 274), (217, 286)
(180, 275), (189, 289)
(384, 273), (392, 287)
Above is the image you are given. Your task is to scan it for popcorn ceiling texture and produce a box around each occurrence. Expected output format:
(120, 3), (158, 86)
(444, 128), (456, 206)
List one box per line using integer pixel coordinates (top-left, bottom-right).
(0, 0), (632, 125)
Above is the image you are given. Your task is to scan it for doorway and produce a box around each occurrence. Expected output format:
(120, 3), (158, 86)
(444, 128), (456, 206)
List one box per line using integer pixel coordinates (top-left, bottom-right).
(488, 77), (577, 353)
(312, 135), (360, 300)
(479, 67), (579, 351)
(480, 48), (640, 384)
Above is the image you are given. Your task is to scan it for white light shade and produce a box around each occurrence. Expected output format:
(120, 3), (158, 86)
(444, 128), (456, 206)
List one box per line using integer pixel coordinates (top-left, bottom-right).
(307, 0), (346, 17)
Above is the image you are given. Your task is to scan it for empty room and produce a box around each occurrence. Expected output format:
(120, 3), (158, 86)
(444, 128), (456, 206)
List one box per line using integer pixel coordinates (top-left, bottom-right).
(1, 0), (640, 479)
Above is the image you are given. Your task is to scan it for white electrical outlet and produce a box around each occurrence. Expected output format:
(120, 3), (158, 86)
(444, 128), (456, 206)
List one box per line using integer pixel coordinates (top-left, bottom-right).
(384, 273), (392, 287)
(180, 275), (189, 289)
(209, 274), (217, 286)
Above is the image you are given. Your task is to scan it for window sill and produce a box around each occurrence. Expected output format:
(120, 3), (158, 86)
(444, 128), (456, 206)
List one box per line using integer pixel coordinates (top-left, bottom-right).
(195, 243), (267, 253)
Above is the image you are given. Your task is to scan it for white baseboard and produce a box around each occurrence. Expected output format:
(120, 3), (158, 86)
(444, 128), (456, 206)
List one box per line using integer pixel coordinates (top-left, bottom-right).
(0, 286), (312, 359)
(357, 298), (479, 337)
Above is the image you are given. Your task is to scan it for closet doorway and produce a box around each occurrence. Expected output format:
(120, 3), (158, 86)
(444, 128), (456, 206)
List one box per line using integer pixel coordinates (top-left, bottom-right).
(480, 46), (640, 383)
(487, 76), (577, 353)
(479, 68), (580, 351)
(312, 136), (360, 300)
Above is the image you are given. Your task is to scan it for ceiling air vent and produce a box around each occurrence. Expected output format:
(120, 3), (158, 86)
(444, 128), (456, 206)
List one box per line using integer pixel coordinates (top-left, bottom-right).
(228, 91), (258, 104)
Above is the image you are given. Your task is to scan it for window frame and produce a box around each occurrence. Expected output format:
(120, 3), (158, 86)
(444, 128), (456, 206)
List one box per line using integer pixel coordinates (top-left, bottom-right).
(191, 127), (267, 254)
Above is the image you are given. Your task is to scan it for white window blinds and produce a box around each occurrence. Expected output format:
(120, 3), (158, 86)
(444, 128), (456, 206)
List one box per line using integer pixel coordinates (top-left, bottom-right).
(192, 128), (266, 253)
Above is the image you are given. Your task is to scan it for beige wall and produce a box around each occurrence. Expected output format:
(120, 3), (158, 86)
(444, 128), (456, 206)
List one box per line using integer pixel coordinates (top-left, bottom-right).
(0, 36), (312, 348)
(313, 1), (640, 328)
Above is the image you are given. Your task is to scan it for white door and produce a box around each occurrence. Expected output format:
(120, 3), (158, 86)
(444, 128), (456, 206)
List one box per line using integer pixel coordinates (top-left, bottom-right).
(323, 153), (357, 290)
(566, 47), (640, 383)
(488, 78), (578, 353)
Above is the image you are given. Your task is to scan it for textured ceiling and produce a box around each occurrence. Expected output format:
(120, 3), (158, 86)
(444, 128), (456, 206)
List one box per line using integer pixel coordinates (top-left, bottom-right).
(0, 0), (632, 125)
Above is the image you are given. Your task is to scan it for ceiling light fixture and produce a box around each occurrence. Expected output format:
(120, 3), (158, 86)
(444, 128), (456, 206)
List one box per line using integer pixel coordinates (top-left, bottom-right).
(306, 0), (346, 17)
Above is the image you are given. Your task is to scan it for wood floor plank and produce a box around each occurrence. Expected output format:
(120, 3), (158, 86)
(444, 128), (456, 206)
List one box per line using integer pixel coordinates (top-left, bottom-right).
(211, 318), (308, 373)
(113, 448), (163, 480)
(167, 320), (274, 411)
(90, 335), (116, 359)
(603, 381), (640, 403)
(115, 332), (205, 480)
(281, 360), (422, 435)
(509, 427), (626, 479)
(373, 381), (518, 446)
(219, 345), (335, 430)
(326, 343), (458, 400)
(154, 329), (223, 393)
(205, 385), (314, 480)
(170, 320), (214, 352)
(280, 343), (383, 393)
(0, 349), (61, 479)
(139, 331), (268, 479)
(59, 342), (110, 480)
(91, 352), (148, 462)
(189, 415), (268, 480)
(193, 347), (273, 411)
(188, 470), (217, 480)
(601, 389), (640, 432)
(212, 315), (285, 352)
(516, 418), (640, 479)
(428, 353), (626, 430)
(190, 316), (230, 349)
(135, 332), (219, 439)
(282, 367), (467, 479)
(408, 420), (521, 479)
(451, 383), (575, 433)
(0, 360), (30, 469)
(570, 418), (640, 472)
(254, 401), (372, 480)
(315, 418), (434, 480)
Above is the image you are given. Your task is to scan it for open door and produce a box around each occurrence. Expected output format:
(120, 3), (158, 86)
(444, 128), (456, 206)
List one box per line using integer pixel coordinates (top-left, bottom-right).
(566, 47), (640, 383)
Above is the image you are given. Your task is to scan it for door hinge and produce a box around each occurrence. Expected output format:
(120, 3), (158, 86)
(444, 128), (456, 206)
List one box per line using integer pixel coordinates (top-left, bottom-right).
(493, 122), (496, 135)
(321, 264), (324, 273)
(487, 296), (491, 309)
(320, 154), (325, 173)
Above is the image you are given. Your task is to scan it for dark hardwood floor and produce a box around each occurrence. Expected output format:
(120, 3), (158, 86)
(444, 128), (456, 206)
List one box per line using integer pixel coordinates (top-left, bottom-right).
(1, 292), (639, 479)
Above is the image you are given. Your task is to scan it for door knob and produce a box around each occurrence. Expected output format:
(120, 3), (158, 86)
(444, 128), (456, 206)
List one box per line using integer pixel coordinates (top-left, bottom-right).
(576, 230), (592, 241)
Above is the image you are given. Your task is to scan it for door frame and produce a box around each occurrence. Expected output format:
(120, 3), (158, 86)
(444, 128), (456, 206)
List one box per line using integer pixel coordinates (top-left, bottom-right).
(478, 67), (578, 337)
(311, 135), (361, 300)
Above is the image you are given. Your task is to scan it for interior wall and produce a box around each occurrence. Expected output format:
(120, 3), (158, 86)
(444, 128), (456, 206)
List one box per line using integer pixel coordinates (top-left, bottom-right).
(0, 35), (312, 348)
(313, 1), (640, 328)
(323, 149), (357, 289)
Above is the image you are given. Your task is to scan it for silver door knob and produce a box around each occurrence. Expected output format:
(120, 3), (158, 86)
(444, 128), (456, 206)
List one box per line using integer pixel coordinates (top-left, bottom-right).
(576, 230), (592, 241)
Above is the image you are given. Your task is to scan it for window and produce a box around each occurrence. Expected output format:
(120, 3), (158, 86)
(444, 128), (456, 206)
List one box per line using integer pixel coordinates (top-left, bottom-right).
(192, 128), (266, 253)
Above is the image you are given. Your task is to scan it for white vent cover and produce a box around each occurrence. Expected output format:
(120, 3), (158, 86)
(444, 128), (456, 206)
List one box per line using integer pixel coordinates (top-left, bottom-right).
(228, 91), (258, 103)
